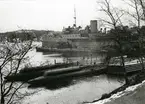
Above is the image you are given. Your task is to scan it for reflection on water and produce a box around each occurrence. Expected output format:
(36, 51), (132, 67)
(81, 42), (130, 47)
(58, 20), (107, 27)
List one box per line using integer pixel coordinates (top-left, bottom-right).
(25, 49), (64, 66)
(28, 77), (74, 90)
(42, 51), (98, 57)
(22, 48), (124, 104)
(23, 75), (124, 104)
(26, 49), (102, 67)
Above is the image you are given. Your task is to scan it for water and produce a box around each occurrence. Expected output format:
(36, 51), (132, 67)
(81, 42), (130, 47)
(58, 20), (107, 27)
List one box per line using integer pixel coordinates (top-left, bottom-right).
(26, 48), (102, 67)
(26, 49), (64, 66)
(21, 47), (124, 104)
(22, 75), (124, 104)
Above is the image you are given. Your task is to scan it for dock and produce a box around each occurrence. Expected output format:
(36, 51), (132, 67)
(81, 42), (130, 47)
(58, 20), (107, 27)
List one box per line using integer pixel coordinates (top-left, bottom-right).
(107, 63), (142, 75)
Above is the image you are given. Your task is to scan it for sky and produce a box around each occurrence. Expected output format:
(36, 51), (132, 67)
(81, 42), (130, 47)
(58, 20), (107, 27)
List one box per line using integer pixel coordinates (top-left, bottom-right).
(0, 0), (127, 32)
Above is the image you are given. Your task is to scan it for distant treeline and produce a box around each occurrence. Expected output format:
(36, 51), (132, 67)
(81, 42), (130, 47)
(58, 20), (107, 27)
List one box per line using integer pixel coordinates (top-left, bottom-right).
(0, 30), (52, 42)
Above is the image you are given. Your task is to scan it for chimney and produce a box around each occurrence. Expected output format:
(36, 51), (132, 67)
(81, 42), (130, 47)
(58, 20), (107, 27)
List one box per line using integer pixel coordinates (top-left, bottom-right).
(90, 20), (98, 33)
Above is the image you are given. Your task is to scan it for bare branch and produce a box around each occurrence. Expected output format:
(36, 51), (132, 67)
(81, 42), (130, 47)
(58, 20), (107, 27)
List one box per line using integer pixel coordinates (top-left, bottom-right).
(6, 83), (24, 104)
(0, 32), (33, 104)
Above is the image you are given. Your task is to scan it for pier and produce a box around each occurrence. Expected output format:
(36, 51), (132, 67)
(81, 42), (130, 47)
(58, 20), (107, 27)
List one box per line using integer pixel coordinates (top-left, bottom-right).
(107, 64), (142, 75)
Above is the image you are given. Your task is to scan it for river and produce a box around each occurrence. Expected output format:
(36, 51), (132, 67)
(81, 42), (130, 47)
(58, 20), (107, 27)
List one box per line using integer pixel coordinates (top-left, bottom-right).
(22, 75), (124, 104)
(18, 44), (125, 104)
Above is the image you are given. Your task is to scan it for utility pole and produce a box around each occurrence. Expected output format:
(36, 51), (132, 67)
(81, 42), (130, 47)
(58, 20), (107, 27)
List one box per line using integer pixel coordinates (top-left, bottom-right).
(73, 5), (77, 27)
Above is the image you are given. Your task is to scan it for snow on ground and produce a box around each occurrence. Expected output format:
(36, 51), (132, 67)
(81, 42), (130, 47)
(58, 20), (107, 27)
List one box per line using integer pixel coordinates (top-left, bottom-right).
(89, 80), (145, 104)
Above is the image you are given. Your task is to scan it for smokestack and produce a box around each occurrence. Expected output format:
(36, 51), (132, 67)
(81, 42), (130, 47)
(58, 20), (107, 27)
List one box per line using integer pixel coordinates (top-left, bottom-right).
(90, 20), (98, 33)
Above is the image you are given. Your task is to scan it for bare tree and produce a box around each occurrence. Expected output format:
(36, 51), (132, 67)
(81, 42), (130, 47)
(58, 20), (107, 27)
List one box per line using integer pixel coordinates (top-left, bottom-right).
(138, 0), (145, 20)
(0, 33), (33, 104)
(97, 0), (124, 28)
(97, 0), (131, 83)
(122, 0), (144, 27)
(97, 0), (123, 64)
(122, 0), (145, 71)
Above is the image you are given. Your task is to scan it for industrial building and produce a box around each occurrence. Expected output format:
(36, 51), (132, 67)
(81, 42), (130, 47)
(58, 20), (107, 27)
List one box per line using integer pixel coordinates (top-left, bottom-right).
(40, 20), (113, 54)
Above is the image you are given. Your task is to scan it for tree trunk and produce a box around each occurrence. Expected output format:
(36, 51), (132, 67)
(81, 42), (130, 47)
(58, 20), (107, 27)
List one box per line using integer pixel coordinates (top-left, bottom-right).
(140, 57), (144, 70)
(1, 96), (5, 104)
(118, 39), (129, 84)
(0, 66), (5, 104)
(120, 55), (129, 84)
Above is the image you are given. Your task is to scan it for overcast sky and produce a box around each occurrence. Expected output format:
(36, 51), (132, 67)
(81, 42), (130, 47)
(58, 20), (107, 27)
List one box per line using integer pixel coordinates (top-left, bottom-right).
(0, 0), (125, 32)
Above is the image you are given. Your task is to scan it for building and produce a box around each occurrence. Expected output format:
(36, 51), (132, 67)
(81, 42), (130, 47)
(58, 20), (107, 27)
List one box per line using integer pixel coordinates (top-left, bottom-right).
(40, 20), (114, 54)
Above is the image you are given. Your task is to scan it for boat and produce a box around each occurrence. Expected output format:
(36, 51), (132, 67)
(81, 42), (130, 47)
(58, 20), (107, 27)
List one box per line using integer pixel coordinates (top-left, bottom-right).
(44, 66), (82, 76)
(5, 63), (75, 82)
(28, 65), (106, 85)
(19, 62), (75, 73)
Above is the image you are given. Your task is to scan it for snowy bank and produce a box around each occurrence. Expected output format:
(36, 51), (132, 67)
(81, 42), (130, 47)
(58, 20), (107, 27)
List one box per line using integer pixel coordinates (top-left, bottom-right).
(89, 80), (145, 104)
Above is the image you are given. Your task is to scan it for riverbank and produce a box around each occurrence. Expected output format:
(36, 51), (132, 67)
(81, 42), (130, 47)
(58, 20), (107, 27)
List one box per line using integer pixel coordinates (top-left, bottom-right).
(88, 80), (145, 104)
(86, 76), (145, 104)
